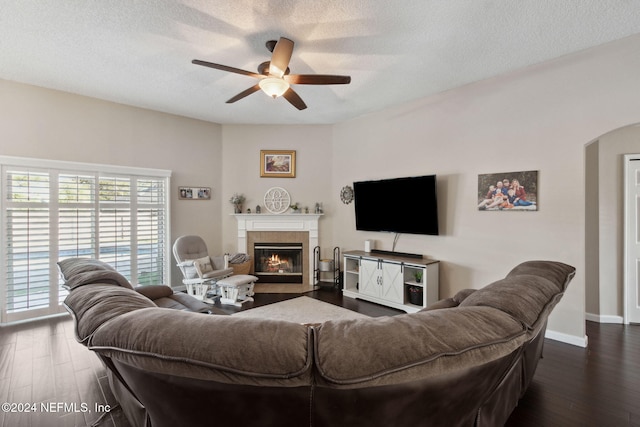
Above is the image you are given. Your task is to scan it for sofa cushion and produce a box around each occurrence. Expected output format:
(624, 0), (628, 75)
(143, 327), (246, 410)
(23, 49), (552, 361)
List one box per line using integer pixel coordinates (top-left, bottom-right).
(314, 306), (526, 385)
(90, 309), (313, 386)
(58, 257), (116, 279)
(506, 260), (576, 292)
(64, 269), (133, 290)
(419, 288), (477, 312)
(134, 285), (174, 300)
(64, 285), (156, 343)
(57, 257), (133, 290)
(453, 288), (477, 304)
(419, 298), (459, 311)
(458, 275), (559, 329)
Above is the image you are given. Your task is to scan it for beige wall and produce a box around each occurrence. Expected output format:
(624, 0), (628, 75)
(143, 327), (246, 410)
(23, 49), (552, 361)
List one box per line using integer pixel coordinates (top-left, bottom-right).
(0, 79), (224, 286)
(4, 33), (640, 345)
(331, 34), (640, 345)
(585, 141), (600, 316)
(220, 125), (334, 258)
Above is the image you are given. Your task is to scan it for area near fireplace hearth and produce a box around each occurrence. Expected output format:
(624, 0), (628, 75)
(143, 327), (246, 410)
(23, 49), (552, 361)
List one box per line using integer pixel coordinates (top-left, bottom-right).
(254, 242), (304, 284)
(233, 213), (322, 289)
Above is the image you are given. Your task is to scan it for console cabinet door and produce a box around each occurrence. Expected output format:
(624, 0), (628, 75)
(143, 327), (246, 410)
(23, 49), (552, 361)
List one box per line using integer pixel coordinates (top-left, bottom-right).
(359, 259), (380, 297)
(380, 262), (403, 304)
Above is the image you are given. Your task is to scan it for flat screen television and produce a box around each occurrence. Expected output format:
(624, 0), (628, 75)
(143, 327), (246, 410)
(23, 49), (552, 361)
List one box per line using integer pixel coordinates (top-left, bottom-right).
(353, 175), (439, 235)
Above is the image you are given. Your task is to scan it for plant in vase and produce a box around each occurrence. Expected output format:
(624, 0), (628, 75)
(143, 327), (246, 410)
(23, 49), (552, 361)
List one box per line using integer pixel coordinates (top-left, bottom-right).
(290, 203), (300, 213)
(229, 193), (246, 213)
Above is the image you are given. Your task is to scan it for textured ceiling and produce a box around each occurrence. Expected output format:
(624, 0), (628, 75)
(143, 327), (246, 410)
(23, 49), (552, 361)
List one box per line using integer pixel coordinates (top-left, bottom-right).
(1, 1), (640, 125)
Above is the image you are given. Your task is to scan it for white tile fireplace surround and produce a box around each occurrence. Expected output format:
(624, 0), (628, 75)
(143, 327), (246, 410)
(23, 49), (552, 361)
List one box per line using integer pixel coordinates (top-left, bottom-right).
(233, 214), (322, 286)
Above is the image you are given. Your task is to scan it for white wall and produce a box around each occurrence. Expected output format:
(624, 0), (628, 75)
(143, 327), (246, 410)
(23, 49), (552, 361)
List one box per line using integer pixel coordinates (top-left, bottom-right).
(331, 34), (640, 345)
(0, 79), (224, 286)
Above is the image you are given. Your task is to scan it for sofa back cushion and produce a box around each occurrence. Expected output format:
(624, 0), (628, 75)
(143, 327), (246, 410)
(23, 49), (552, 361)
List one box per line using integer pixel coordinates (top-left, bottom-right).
(458, 275), (559, 329)
(58, 257), (133, 290)
(458, 261), (576, 330)
(420, 288), (478, 312)
(90, 309), (313, 387)
(64, 285), (155, 343)
(58, 257), (116, 278)
(314, 306), (526, 386)
(506, 260), (576, 292)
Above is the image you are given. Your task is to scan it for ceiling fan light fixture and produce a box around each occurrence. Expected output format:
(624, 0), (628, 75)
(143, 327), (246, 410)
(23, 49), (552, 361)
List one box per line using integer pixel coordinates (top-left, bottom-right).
(259, 77), (289, 98)
(192, 37), (350, 110)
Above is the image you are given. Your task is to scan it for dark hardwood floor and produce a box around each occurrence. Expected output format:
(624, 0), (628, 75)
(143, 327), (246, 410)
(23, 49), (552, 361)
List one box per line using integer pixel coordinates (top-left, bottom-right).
(1, 289), (638, 426)
(506, 320), (640, 427)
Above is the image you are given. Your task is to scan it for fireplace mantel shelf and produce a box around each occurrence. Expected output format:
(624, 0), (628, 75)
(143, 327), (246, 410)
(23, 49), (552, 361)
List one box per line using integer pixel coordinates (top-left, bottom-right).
(232, 213), (322, 232)
(231, 213), (323, 219)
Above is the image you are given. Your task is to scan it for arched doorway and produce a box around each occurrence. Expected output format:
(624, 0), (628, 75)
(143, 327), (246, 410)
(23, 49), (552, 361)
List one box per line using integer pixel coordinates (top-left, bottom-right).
(584, 123), (640, 324)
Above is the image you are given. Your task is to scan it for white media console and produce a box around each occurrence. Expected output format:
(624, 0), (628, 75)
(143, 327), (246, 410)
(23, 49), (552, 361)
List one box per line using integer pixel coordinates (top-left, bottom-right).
(342, 250), (439, 313)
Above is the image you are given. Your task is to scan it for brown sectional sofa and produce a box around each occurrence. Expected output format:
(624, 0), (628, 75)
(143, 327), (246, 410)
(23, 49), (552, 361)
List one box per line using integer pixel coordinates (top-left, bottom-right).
(62, 259), (575, 427)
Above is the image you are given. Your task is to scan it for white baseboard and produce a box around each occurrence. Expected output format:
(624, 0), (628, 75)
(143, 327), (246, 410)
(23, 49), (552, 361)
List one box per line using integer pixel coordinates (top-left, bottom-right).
(531, 313), (625, 348)
(585, 312), (624, 324)
(545, 329), (588, 348)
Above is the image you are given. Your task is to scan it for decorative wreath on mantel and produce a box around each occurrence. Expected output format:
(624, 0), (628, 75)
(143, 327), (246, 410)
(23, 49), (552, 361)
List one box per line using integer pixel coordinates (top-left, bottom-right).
(263, 187), (291, 214)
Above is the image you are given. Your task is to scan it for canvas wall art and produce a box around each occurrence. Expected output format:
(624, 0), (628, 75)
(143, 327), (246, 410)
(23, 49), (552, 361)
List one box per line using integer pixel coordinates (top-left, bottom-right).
(477, 171), (538, 211)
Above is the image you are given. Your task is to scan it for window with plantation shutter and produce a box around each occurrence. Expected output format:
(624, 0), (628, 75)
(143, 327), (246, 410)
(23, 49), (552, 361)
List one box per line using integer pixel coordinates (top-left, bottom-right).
(4, 170), (51, 316)
(99, 176), (133, 277)
(1, 157), (171, 323)
(59, 173), (96, 259)
(136, 178), (167, 286)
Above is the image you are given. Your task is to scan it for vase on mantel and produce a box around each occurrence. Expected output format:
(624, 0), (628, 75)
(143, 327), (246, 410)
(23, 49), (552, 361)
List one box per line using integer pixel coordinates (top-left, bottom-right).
(229, 193), (246, 214)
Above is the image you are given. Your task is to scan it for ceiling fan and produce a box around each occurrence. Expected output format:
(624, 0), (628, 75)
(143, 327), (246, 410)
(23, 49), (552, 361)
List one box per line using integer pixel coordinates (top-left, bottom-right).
(192, 37), (351, 110)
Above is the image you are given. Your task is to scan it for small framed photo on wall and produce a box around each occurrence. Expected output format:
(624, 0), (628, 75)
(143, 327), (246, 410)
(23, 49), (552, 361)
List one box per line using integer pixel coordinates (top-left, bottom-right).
(260, 150), (296, 178)
(179, 187), (211, 200)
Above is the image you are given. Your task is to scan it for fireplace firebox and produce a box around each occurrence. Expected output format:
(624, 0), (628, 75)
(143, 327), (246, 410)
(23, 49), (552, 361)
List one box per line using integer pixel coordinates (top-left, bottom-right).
(253, 243), (303, 283)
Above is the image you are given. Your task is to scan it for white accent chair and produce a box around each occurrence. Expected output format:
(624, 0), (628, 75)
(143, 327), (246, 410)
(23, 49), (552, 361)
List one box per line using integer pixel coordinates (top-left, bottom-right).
(172, 235), (233, 300)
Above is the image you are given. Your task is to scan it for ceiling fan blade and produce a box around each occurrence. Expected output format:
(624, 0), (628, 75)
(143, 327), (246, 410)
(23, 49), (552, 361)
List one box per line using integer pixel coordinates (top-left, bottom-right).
(226, 84), (261, 103)
(192, 59), (263, 79)
(282, 87), (307, 110)
(269, 37), (294, 78)
(284, 74), (351, 85)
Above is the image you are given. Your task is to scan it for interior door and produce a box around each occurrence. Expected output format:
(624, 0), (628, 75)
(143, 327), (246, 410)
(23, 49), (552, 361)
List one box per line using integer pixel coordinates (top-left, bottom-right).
(625, 155), (640, 324)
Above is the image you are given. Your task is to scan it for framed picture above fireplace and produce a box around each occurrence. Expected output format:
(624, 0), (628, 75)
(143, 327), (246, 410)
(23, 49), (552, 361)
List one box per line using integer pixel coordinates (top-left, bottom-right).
(260, 150), (296, 178)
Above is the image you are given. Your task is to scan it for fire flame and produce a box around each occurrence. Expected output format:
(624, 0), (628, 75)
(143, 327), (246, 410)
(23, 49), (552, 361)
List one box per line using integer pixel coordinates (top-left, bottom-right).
(268, 254), (282, 265)
(265, 253), (291, 272)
